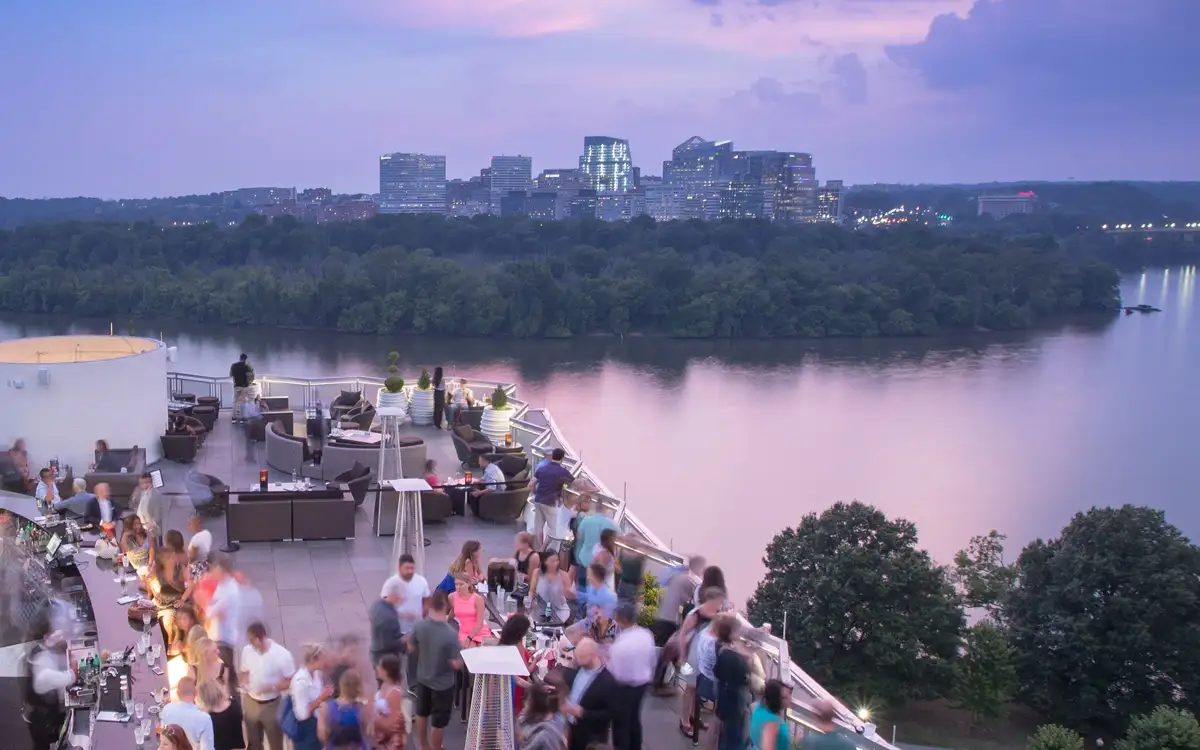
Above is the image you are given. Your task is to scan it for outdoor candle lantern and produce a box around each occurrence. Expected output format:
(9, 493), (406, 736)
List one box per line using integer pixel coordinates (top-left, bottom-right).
(465, 471), (473, 484)
(504, 432), (513, 446)
(258, 467), (268, 490)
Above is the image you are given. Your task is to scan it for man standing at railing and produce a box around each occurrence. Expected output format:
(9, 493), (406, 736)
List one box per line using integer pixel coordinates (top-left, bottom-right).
(532, 448), (573, 551)
(230, 353), (253, 423)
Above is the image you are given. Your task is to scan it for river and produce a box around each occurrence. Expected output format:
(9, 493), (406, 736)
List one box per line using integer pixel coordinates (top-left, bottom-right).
(2, 267), (1196, 601)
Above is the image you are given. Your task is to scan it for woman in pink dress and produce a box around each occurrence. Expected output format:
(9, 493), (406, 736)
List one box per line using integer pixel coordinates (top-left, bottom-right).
(451, 574), (487, 646)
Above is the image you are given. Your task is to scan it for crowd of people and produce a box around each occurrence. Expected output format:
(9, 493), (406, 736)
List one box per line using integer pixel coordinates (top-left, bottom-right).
(10, 422), (859, 750)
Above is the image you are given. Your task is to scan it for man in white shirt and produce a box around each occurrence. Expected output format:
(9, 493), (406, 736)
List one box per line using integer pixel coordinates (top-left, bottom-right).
(380, 553), (429, 685)
(204, 554), (242, 688)
(445, 378), (474, 427)
(132, 472), (164, 545)
(161, 676), (214, 750)
(187, 514), (212, 565)
(468, 453), (507, 516)
(608, 603), (656, 750)
(33, 468), (58, 512)
(239, 622), (295, 750)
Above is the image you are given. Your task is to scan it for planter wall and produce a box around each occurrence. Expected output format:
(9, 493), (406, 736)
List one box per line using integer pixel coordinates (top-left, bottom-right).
(480, 406), (514, 446)
(410, 388), (435, 425)
(377, 388), (409, 415)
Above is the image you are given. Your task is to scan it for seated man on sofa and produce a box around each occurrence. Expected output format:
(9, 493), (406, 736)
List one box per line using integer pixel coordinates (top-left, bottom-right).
(468, 453), (506, 516)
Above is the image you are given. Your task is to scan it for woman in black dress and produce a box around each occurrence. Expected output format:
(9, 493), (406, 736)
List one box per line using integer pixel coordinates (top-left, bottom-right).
(432, 366), (446, 428)
(198, 677), (245, 750)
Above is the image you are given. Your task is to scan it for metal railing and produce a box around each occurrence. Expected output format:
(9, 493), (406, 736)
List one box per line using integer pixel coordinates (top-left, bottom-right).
(165, 370), (893, 748)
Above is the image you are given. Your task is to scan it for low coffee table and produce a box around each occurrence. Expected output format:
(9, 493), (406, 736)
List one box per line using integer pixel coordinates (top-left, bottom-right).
(329, 429), (380, 446)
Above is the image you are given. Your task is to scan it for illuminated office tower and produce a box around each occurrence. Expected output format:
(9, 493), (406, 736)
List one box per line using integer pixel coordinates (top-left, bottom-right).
(816, 180), (845, 223)
(579, 136), (633, 194)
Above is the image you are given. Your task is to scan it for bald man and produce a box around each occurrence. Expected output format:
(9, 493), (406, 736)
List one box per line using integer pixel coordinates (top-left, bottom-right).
(560, 637), (621, 750)
(161, 676), (215, 750)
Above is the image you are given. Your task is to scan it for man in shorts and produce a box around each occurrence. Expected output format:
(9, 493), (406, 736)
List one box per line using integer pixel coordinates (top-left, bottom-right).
(407, 591), (462, 750)
(531, 447), (574, 550)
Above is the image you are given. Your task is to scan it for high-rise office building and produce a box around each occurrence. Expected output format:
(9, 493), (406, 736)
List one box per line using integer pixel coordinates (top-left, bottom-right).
(379, 153), (447, 215)
(816, 180), (844, 224)
(525, 190), (559, 221)
(663, 137), (734, 220)
(772, 153), (818, 223)
(489, 156), (533, 213)
(642, 182), (685, 221)
(579, 136), (633, 194)
(447, 178), (489, 217)
(535, 168), (591, 190)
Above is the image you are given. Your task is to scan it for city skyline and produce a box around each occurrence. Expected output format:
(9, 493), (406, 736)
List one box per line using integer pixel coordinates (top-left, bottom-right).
(1, 0), (1195, 199)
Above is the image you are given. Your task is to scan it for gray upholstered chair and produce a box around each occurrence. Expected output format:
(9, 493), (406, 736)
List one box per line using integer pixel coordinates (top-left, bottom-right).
(84, 447), (146, 508)
(329, 390), (365, 422)
(192, 405), (218, 432)
(475, 486), (532, 523)
(452, 425), (493, 468)
(266, 420), (308, 475)
(398, 438), (427, 480)
(333, 463), (373, 507)
(320, 442), (378, 481)
(184, 471), (228, 517)
(160, 434), (198, 463)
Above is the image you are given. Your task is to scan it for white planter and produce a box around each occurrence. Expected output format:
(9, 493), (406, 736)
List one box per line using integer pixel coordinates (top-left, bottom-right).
(377, 388), (409, 414)
(480, 406), (514, 446)
(410, 388), (435, 426)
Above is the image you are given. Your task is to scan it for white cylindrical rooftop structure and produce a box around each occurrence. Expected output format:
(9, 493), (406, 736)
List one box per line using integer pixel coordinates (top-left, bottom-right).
(0, 335), (168, 475)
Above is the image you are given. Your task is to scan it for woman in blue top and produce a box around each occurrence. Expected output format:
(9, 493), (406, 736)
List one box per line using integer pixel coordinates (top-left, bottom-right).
(750, 679), (792, 750)
(318, 669), (370, 750)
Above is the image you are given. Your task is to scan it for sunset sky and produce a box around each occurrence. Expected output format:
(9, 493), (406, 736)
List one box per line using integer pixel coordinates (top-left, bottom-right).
(2, 0), (1195, 198)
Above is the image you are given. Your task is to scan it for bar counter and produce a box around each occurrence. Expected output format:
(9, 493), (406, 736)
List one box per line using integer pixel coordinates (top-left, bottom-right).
(0, 492), (168, 750)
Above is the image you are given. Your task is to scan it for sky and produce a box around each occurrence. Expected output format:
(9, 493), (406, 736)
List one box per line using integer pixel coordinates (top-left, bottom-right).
(2, 0), (1197, 198)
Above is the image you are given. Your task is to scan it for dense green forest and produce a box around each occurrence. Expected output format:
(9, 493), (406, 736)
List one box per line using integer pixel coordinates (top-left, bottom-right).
(0, 215), (1121, 338)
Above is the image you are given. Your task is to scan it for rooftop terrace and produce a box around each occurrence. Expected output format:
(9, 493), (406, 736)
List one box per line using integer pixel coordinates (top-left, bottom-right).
(152, 371), (893, 748)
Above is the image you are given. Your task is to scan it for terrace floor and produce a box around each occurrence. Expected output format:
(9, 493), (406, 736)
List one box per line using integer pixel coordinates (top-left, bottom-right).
(150, 408), (697, 749)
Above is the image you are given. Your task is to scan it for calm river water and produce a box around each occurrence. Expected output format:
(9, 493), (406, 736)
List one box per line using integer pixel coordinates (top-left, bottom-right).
(2, 267), (1196, 600)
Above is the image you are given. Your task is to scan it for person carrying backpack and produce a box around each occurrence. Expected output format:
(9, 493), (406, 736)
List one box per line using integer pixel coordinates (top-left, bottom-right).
(317, 669), (371, 750)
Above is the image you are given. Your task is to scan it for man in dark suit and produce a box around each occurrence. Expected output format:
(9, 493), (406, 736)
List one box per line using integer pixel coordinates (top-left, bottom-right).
(79, 482), (116, 529)
(560, 637), (621, 750)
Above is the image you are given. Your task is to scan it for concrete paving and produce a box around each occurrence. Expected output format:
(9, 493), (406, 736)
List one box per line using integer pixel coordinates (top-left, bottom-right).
(151, 409), (700, 749)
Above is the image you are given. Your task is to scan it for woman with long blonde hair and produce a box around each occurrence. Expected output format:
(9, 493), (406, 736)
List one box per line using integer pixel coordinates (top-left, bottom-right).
(448, 540), (482, 584)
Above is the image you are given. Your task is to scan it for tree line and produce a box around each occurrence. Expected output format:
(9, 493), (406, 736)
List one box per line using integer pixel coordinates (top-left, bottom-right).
(0, 215), (1121, 339)
(747, 502), (1200, 745)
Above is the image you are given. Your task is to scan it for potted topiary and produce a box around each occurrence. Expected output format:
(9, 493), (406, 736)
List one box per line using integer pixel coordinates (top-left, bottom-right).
(479, 384), (514, 445)
(410, 368), (435, 425)
(377, 351), (408, 413)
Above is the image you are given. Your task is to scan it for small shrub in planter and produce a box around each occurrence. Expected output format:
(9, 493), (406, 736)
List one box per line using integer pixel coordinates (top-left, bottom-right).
(490, 385), (509, 410)
(417, 369), (432, 390)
